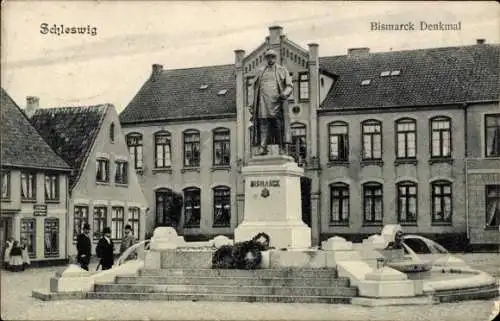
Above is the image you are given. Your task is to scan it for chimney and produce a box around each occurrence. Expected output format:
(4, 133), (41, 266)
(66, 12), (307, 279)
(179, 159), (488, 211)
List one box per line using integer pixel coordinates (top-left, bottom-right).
(25, 96), (39, 118)
(151, 64), (163, 81)
(476, 38), (486, 44)
(234, 49), (246, 67)
(308, 43), (319, 61)
(347, 47), (370, 56)
(268, 25), (283, 45)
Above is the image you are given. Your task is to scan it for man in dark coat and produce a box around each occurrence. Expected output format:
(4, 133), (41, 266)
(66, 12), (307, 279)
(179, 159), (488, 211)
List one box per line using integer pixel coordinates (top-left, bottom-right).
(248, 49), (293, 156)
(96, 227), (114, 270)
(76, 223), (92, 271)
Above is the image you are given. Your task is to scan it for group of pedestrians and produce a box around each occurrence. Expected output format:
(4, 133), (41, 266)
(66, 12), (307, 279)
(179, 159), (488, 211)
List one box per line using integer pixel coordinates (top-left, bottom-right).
(76, 223), (137, 271)
(2, 237), (31, 272)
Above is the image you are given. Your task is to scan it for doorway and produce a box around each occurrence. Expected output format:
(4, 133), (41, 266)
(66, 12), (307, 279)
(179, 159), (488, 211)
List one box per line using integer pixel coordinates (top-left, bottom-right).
(300, 177), (312, 227)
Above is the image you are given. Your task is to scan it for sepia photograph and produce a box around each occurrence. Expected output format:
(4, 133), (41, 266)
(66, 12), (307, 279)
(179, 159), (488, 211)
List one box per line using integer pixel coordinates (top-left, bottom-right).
(1, 1), (499, 320)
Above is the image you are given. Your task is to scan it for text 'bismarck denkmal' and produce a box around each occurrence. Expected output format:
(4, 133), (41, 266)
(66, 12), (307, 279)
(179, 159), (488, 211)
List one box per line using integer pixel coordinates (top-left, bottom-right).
(40, 23), (98, 36)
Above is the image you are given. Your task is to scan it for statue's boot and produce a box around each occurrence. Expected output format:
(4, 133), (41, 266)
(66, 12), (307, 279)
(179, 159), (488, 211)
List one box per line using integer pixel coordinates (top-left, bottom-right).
(258, 147), (268, 155)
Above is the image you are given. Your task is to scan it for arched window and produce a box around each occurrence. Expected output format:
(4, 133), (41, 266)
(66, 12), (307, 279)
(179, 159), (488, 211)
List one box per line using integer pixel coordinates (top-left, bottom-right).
(154, 131), (172, 168)
(155, 188), (174, 226)
(109, 123), (115, 143)
(126, 133), (143, 170)
(183, 130), (200, 167)
(431, 180), (452, 224)
(213, 128), (230, 166)
(213, 186), (231, 227)
(362, 120), (382, 160)
(363, 182), (383, 224)
(290, 122), (307, 165)
(328, 121), (348, 161)
(430, 116), (452, 158)
(395, 118), (416, 159)
(396, 181), (418, 223)
(329, 183), (349, 225)
(184, 187), (201, 228)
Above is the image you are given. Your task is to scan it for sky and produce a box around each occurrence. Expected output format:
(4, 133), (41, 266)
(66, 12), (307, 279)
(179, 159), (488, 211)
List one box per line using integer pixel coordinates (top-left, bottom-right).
(1, 1), (499, 113)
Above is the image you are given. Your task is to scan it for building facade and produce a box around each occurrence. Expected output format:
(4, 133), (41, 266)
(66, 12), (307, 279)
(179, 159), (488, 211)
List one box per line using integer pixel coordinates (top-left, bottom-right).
(1, 89), (71, 264)
(119, 26), (499, 249)
(30, 104), (149, 256)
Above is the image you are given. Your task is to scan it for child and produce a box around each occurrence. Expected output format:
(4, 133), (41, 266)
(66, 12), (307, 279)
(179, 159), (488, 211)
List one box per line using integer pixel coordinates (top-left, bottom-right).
(9, 241), (23, 272)
(20, 237), (31, 269)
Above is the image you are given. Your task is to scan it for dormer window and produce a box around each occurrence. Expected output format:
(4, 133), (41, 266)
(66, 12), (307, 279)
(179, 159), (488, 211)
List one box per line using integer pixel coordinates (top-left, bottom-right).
(380, 71), (390, 77)
(217, 89), (228, 96)
(361, 79), (371, 86)
(200, 84), (208, 90)
(390, 70), (401, 76)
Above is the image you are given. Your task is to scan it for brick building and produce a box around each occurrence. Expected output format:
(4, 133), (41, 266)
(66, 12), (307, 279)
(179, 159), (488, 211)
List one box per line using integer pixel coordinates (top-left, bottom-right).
(119, 26), (499, 249)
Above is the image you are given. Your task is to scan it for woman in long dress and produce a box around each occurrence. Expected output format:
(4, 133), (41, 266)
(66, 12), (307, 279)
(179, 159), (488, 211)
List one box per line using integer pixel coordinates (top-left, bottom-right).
(3, 237), (13, 270)
(9, 241), (23, 272)
(20, 237), (30, 269)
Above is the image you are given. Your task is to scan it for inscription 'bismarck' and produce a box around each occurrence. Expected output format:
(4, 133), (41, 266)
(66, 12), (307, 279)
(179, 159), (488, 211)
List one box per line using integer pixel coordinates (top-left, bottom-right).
(250, 180), (280, 188)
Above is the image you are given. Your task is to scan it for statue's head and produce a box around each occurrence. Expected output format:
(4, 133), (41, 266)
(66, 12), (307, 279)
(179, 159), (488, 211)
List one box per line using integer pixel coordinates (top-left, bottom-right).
(264, 49), (277, 66)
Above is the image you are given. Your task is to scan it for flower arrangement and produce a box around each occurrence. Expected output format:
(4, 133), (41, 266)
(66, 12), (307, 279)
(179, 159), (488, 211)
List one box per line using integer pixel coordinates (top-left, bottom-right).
(212, 232), (271, 270)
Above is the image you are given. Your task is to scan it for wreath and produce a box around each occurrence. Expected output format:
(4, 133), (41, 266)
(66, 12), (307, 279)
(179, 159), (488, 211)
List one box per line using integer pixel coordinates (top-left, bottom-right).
(211, 232), (271, 270)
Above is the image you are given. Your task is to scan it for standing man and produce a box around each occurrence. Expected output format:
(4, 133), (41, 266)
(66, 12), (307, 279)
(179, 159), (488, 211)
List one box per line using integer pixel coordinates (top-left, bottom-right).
(249, 49), (293, 156)
(119, 224), (137, 261)
(96, 227), (114, 270)
(76, 223), (91, 271)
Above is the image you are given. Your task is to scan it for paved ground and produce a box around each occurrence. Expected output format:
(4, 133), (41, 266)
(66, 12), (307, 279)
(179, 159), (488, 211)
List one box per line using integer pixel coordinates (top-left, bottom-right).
(1, 254), (499, 321)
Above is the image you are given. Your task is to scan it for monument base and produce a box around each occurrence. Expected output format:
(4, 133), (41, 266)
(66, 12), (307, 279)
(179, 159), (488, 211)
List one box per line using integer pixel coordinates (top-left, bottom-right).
(234, 222), (311, 250)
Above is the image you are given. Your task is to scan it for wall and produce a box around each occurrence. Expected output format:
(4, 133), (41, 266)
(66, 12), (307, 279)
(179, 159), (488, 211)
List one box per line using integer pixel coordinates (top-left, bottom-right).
(318, 107), (467, 242)
(1, 168), (69, 262)
(68, 106), (148, 257)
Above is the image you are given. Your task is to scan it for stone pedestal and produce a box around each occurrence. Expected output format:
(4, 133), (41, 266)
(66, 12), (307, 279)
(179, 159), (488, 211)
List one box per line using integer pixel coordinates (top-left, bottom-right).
(234, 153), (311, 249)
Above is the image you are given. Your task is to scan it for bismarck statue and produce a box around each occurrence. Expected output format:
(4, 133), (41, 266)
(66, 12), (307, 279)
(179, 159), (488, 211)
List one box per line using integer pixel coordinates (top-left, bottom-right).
(249, 49), (293, 156)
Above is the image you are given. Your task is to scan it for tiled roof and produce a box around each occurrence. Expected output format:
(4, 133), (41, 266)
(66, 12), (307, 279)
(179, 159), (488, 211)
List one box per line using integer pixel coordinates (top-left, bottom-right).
(119, 44), (499, 123)
(319, 44), (500, 110)
(0, 88), (70, 171)
(30, 105), (109, 189)
(120, 64), (236, 124)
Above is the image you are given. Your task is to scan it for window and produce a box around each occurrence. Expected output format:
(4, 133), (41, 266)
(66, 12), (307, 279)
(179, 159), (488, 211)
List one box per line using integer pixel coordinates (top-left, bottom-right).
(126, 133), (143, 170)
(109, 123), (115, 143)
(111, 207), (124, 239)
(362, 120), (382, 160)
(93, 206), (107, 240)
(155, 131), (172, 168)
(486, 185), (500, 228)
(246, 76), (254, 106)
(213, 186), (231, 227)
(96, 159), (109, 183)
(329, 121), (349, 161)
(128, 207), (140, 239)
(485, 114), (500, 157)
(363, 182), (383, 224)
(380, 71), (390, 77)
(44, 218), (59, 257)
(73, 206), (89, 240)
(330, 183), (349, 225)
(21, 219), (36, 258)
(397, 181), (418, 223)
(156, 189), (173, 226)
(430, 117), (451, 158)
(298, 73), (309, 100)
(390, 70), (401, 76)
(183, 130), (200, 167)
(396, 118), (416, 159)
(431, 180), (452, 224)
(115, 161), (128, 185)
(361, 79), (371, 86)
(184, 187), (201, 228)
(44, 173), (59, 201)
(290, 123), (307, 164)
(1, 170), (10, 200)
(21, 171), (36, 201)
(213, 128), (231, 166)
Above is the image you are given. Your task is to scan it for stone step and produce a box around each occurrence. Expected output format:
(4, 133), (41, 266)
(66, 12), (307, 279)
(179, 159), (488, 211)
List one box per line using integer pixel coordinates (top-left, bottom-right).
(94, 283), (358, 297)
(433, 284), (499, 302)
(139, 268), (338, 278)
(115, 275), (351, 287)
(86, 291), (353, 304)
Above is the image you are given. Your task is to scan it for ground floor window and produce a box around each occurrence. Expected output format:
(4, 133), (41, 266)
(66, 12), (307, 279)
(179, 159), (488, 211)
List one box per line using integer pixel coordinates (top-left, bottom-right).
(20, 219), (36, 258)
(363, 182), (383, 224)
(330, 183), (349, 225)
(74, 206), (89, 240)
(184, 187), (201, 228)
(486, 185), (500, 228)
(431, 180), (452, 224)
(128, 207), (140, 239)
(93, 206), (107, 240)
(213, 186), (230, 227)
(111, 207), (124, 240)
(44, 218), (59, 257)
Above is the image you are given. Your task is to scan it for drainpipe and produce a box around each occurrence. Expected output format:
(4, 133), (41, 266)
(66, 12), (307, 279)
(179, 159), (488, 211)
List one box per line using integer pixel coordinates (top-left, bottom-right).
(65, 176), (70, 263)
(463, 103), (470, 244)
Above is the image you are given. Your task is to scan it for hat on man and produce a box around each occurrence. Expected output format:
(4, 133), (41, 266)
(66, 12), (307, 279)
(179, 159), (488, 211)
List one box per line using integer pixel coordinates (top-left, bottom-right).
(103, 227), (111, 234)
(264, 49), (277, 57)
(83, 223), (90, 230)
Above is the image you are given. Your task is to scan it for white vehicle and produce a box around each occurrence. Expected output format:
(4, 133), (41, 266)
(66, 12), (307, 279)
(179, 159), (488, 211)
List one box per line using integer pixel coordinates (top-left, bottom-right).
(402, 234), (467, 267)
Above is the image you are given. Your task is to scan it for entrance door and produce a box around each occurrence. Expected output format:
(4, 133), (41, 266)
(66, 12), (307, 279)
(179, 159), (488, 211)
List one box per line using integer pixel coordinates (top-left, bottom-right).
(300, 177), (312, 227)
(0, 217), (12, 265)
